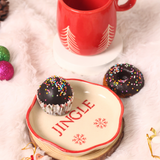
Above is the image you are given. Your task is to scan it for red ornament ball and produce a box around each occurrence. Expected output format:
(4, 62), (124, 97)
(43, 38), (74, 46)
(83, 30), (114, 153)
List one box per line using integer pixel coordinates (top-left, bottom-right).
(0, 61), (14, 80)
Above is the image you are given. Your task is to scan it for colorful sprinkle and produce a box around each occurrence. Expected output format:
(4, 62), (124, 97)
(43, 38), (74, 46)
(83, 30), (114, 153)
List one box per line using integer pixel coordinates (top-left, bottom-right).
(104, 63), (144, 97)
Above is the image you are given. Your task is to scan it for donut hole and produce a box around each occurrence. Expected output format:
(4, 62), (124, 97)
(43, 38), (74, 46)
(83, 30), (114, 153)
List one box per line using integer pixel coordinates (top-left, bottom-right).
(116, 71), (130, 81)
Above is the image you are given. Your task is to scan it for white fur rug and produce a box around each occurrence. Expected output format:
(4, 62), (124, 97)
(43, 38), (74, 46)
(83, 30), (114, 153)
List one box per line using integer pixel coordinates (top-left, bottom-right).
(0, 0), (160, 159)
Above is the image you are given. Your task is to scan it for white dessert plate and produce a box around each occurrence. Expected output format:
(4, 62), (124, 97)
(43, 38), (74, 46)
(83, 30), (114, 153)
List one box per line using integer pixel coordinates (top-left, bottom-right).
(26, 79), (124, 156)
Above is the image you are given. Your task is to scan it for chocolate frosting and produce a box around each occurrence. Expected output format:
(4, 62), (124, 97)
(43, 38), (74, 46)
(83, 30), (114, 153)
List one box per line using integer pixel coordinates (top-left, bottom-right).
(104, 63), (144, 97)
(37, 76), (73, 105)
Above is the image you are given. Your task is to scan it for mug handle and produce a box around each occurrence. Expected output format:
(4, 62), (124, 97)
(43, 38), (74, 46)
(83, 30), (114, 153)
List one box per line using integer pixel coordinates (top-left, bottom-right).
(115, 0), (136, 11)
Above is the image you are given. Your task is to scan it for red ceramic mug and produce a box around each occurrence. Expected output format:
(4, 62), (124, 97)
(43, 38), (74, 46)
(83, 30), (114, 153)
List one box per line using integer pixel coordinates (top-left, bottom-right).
(57, 0), (136, 56)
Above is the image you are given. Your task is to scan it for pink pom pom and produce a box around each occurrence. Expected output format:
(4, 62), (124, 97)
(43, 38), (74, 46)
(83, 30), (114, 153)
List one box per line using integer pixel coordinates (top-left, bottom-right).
(0, 61), (14, 80)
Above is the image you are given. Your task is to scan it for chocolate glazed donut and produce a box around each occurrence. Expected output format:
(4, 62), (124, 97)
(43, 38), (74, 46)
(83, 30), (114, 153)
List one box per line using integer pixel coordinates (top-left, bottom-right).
(103, 63), (144, 98)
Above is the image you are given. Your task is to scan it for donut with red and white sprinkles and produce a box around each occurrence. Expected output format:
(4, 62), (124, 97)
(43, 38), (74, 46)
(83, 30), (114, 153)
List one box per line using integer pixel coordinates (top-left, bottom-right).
(103, 63), (144, 98)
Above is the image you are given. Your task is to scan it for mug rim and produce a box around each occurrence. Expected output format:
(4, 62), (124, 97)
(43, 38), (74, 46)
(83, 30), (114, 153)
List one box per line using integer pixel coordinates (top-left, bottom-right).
(59, 0), (113, 14)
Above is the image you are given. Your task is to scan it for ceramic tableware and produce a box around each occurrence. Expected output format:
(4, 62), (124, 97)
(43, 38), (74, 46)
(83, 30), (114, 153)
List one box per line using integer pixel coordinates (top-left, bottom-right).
(26, 79), (124, 157)
(57, 0), (136, 55)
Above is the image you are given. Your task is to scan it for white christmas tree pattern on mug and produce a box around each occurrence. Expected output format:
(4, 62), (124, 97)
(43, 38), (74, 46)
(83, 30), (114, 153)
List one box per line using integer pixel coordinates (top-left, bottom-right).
(60, 24), (114, 54)
(72, 134), (86, 145)
(60, 26), (80, 54)
(94, 118), (108, 128)
(97, 24), (114, 53)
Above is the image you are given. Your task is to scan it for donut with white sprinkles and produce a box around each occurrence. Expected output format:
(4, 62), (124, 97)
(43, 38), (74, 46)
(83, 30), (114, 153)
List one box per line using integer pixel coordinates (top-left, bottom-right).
(103, 63), (144, 98)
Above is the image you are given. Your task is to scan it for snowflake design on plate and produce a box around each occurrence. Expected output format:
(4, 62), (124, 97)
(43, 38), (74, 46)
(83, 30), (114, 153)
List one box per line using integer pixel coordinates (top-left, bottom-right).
(72, 134), (86, 145)
(94, 118), (108, 128)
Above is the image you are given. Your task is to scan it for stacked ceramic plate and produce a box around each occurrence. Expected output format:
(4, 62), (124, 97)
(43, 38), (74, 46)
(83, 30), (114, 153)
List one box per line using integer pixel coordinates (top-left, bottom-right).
(26, 79), (124, 160)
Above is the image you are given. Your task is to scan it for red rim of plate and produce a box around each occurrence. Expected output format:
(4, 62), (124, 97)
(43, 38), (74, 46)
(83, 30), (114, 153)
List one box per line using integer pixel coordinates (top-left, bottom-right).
(26, 78), (124, 154)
